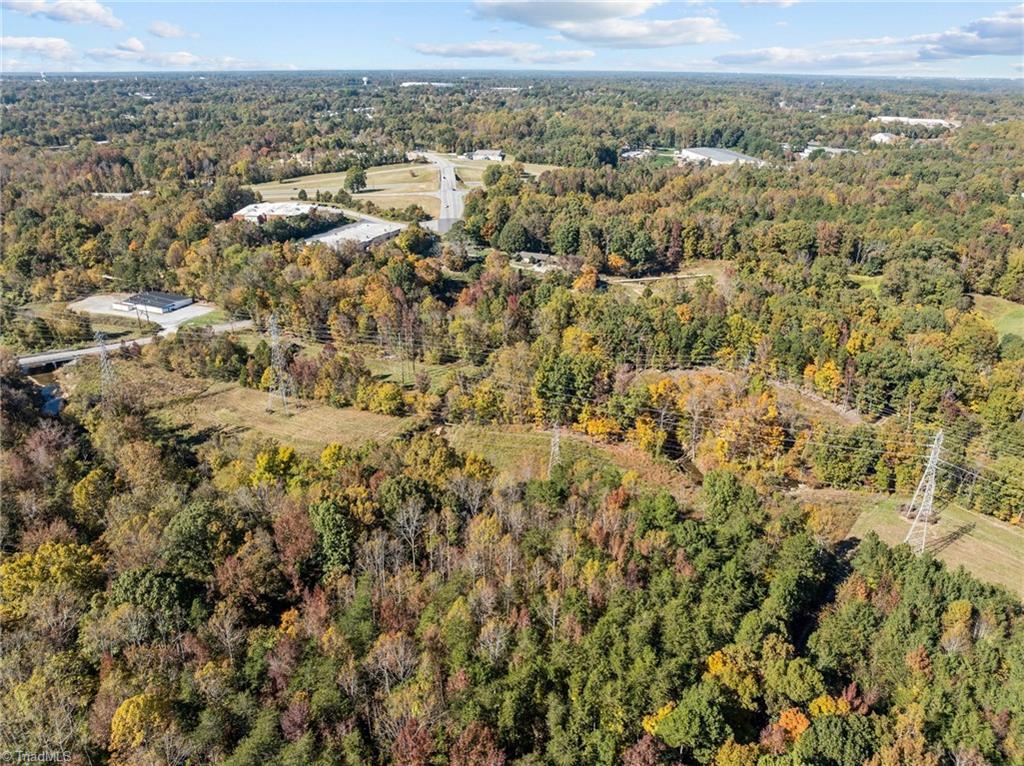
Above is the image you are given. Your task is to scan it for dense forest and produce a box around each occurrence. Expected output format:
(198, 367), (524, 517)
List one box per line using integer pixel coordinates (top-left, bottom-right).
(2, 71), (1023, 765)
(2, 355), (1023, 765)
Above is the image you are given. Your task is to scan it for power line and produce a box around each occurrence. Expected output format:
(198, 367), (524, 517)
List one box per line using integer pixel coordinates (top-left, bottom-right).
(904, 430), (943, 555)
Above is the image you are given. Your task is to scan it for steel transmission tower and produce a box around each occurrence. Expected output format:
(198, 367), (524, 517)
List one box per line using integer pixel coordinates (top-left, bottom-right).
(548, 423), (561, 476)
(95, 331), (115, 400)
(266, 315), (291, 413)
(903, 429), (944, 554)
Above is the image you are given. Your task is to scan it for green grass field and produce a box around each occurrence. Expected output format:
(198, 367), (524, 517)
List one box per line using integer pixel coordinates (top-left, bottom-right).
(446, 423), (696, 499)
(849, 274), (883, 296)
(972, 293), (1024, 339)
(160, 380), (415, 454)
(444, 155), (559, 185)
(352, 192), (440, 218)
(850, 495), (1024, 597)
(181, 309), (232, 328)
(250, 162), (438, 202)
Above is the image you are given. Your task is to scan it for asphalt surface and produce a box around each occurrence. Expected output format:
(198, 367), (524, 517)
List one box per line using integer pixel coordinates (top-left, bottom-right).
(17, 319), (253, 369)
(420, 152), (465, 234)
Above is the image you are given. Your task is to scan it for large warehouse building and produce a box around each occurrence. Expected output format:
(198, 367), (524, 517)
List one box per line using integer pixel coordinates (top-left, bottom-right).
(112, 291), (193, 315)
(306, 220), (404, 250)
(675, 147), (765, 167)
(232, 202), (341, 224)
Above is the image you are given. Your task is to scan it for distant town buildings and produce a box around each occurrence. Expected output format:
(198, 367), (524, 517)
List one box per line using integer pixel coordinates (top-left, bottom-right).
(675, 147), (765, 167)
(232, 202), (341, 224)
(306, 220), (403, 250)
(112, 291), (193, 315)
(400, 81), (453, 88)
(870, 132), (899, 145)
(91, 190), (153, 200)
(796, 142), (857, 159)
(621, 148), (655, 160)
(871, 115), (960, 129)
(465, 149), (505, 162)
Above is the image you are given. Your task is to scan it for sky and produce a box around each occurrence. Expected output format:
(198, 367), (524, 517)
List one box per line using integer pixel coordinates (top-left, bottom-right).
(1, 1), (1022, 78)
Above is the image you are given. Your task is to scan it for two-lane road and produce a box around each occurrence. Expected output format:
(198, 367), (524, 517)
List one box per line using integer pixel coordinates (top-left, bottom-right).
(16, 319), (253, 370)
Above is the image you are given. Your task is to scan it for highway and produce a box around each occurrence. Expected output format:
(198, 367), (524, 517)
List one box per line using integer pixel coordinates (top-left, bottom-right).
(17, 319), (252, 370)
(419, 152), (465, 234)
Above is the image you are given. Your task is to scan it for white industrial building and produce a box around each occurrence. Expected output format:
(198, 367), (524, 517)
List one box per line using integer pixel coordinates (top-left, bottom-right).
(466, 149), (505, 162)
(871, 115), (960, 129)
(797, 142), (857, 159)
(232, 202), (341, 224)
(112, 291), (193, 315)
(870, 132), (899, 145)
(306, 220), (404, 250)
(675, 147), (765, 167)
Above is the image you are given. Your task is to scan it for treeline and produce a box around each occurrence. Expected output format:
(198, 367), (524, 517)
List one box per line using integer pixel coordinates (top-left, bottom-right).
(464, 121), (1024, 291)
(1, 353), (1021, 764)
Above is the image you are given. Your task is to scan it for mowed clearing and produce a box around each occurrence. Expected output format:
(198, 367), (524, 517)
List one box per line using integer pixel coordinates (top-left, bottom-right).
(251, 162), (439, 202)
(850, 495), (1024, 597)
(972, 293), (1024, 339)
(445, 423), (696, 500)
(353, 192), (440, 218)
(61, 357), (418, 456)
(444, 155), (560, 185)
(162, 381), (415, 454)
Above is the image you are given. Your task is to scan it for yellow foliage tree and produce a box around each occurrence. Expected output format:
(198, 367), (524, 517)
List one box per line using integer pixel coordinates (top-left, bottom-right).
(642, 701), (676, 735)
(809, 693), (851, 718)
(109, 693), (167, 756)
(813, 359), (843, 400)
(713, 738), (761, 766)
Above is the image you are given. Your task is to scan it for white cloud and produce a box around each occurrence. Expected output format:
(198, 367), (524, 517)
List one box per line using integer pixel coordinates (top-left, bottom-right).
(414, 39), (594, 64)
(474, 1), (662, 26)
(2, 0), (121, 28)
(87, 38), (269, 70)
(472, 0), (733, 48)
(716, 46), (917, 70)
(555, 16), (734, 47)
(148, 20), (191, 39)
(1, 35), (75, 60)
(716, 4), (1023, 72)
(117, 36), (145, 53)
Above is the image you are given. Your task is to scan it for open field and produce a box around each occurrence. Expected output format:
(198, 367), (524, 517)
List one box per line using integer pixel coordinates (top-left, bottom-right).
(365, 357), (457, 393)
(849, 494), (1024, 597)
(446, 423), (696, 499)
(60, 358), (416, 455)
(604, 260), (735, 297)
(162, 381), (415, 454)
(250, 162), (437, 202)
(972, 293), (1024, 339)
(444, 154), (560, 184)
(849, 274), (883, 296)
(352, 192), (440, 218)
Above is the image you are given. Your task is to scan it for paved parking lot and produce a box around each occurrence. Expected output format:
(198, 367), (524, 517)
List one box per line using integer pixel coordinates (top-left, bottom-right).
(69, 293), (215, 329)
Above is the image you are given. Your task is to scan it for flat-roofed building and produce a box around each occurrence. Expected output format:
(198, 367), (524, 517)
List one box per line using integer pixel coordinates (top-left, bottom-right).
(112, 291), (193, 314)
(467, 149), (505, 162)
(871, 115), (960, 129)
(306, 220), (404, 250)
(870, 132), (898, 144)
(675, 147), (765, 167)
(232, 202), (340, 224)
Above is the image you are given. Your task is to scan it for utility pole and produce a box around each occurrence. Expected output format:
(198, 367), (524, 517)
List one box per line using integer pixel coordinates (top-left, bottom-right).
(267, 314), (290, 413)
(95, 331), (115, 402)
(549, 423), (561, 477)
(904, 429), (944, 554)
